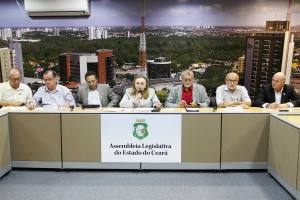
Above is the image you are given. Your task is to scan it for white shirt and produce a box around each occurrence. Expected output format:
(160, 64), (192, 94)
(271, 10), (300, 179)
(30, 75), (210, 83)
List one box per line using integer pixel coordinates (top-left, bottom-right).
(88, 89), (101, 106)
(262, 88), (294, 108)
(216, 85), (251, 105)
(0, 81), (32, 103)
(274, 89), (282, 104)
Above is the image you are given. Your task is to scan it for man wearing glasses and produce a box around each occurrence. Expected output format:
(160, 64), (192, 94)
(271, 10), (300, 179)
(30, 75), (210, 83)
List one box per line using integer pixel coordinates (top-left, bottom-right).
(216, 72), (251, 108)
(76, 71), (119, 107)
(0, 68), (33, 107)
(165, 69), (210, 108)
(33, 70), (75, 109)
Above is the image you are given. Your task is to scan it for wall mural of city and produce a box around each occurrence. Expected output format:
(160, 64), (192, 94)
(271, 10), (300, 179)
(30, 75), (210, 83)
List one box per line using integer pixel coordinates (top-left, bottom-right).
(0, 0), (300, 102)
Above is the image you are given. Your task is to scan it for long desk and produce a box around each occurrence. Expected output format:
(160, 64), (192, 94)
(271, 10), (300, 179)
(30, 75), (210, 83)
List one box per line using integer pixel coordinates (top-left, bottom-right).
(2, 107), (273, 171)
(8, 109), (222, 170)
(221, 110), (270, 169)
(268, 113), (300, 199)
(2, 107), (300, 198)
(9, 113), (62, 168)
(0, 112), (11, 178)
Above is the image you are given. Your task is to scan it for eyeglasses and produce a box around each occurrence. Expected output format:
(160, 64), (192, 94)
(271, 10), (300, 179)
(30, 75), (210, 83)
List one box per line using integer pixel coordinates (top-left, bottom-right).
(183, 78), (193, 82)
(226, 79), (238, 83)
(43, 77), (54, 82)
(10, 77), (21, 82)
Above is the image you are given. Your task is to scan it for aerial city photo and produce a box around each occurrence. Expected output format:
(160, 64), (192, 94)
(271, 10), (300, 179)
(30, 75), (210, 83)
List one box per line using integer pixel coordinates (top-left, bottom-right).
(1, 0), (300, 103)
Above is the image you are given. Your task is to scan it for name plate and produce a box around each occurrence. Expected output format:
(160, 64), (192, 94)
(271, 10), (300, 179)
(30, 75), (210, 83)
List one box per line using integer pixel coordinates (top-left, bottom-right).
(101, 114), (181, 163)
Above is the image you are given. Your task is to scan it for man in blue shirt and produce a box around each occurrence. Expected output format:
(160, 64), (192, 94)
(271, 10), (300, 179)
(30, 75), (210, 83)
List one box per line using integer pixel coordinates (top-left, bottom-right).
(33, 70), (75, 109)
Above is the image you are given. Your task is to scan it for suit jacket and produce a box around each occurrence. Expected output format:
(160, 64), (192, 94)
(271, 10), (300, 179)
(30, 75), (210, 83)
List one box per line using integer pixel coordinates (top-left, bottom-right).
(76, 84), (120, 107)
(165, 83), (210, 108)
(254, 84), (300, 107)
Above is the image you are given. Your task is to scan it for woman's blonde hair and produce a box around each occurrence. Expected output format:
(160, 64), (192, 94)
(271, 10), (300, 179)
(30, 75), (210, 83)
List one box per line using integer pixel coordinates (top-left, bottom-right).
(130, 76), (149, 99)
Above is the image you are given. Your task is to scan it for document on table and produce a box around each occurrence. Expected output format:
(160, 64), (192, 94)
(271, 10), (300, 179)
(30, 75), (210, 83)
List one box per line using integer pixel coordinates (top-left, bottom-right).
(224, 106), (245, 112)
(6, 106), (28, 111)
(100, 108), (153, 113)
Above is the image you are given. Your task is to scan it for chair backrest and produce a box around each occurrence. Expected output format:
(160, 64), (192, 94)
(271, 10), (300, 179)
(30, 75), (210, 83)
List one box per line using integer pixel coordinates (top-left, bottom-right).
(209, 96), (217, 108)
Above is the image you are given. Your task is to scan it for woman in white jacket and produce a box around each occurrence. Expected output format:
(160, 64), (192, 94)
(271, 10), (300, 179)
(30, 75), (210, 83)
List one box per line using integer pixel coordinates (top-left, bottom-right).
(119, 76), (162, 108)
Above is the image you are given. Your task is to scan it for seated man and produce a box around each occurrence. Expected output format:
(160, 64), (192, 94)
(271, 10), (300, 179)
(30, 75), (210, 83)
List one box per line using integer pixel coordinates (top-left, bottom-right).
(0, 68), (33, 107)
(165, 69), (210, 108)
(33, 70), (75, 109)
(216, 72), (251, 108)
(76, 71), (120, 107)
(255, 72), (300, 109)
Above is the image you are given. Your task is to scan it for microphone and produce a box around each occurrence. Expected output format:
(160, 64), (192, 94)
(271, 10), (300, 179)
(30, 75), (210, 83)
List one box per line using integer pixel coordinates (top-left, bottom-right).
(135, 89), (143, 108)
(38, 98), (43, 105)
(137, 89), (143, 99)
(152, 103), (162, 112)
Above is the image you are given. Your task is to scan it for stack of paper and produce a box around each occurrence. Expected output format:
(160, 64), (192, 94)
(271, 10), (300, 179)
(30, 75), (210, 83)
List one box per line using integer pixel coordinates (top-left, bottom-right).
(224, 106), (245, 112)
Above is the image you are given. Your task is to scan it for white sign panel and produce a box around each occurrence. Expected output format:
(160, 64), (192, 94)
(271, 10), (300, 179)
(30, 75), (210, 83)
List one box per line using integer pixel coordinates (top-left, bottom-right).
(101, 114), (181, 163)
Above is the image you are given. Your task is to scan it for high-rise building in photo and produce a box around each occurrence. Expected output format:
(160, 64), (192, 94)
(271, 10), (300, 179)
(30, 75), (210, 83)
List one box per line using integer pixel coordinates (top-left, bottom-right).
(95, 28), (102, 39)
(147, 57), (171, 79)
(59, 53), (98, 83)
(0, 48), (13, 82)
(88, 26), (96, 40)
(15, 29), (22, 38)
(244, 13), (294, 100)
(53, 28), (60, 36)
(103, 29), (108, 39)
(9, 41), (24, 81)
(237, 56), (245, 74)
(96, 49), (114, 84)
(138, 0), (147, 73)
(244, 32), (286, 100)
(59, 50), (115, 84)
(0, 28), (13, 41)
(88, 27), (108, 40)
(127, 30), (130, 38)
(44, 27), (53, 33)
(266, 21), (290, 32)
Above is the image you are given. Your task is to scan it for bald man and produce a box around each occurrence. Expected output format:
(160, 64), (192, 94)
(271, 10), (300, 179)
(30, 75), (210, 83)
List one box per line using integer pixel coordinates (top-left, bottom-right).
(216, 72), (251, 108)
(254, 72), (300, 109)
(0, 68), (33, 107)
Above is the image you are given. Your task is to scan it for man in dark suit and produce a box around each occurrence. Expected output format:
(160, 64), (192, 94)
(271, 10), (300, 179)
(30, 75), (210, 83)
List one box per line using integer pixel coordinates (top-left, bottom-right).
(255, 72), (300, 109)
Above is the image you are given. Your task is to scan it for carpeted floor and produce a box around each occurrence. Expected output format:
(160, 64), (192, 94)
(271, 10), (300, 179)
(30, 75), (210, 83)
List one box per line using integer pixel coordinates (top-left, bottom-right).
(0, 170), (293, 200)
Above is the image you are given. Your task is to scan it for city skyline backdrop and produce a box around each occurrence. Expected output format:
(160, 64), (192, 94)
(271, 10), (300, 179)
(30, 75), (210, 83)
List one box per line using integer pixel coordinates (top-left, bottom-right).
(0, 0), (299, 27)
